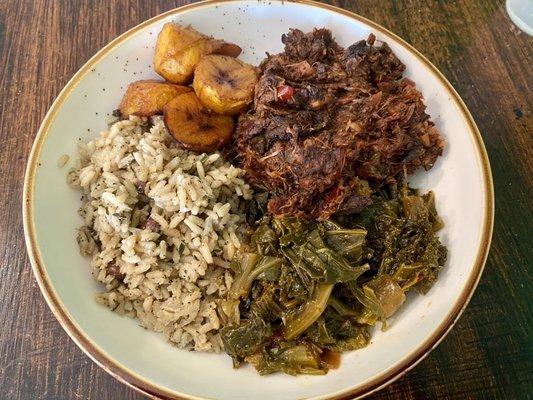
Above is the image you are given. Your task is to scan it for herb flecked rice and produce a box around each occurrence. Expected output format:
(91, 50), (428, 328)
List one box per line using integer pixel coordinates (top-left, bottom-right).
(67, 115), (252, 352)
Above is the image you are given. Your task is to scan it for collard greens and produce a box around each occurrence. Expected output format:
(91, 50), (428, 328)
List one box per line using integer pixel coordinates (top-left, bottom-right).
(221, 183), (447, 375)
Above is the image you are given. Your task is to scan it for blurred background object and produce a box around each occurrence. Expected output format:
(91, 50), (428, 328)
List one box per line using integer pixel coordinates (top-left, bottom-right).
(506, 0), (533, 35)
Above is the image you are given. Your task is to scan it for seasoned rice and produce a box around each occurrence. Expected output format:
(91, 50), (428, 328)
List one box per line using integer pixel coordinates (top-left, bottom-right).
(68, 115), (252, 352)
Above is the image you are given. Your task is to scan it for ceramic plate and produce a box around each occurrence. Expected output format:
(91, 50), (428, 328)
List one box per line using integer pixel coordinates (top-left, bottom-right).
(23, 1), (493, 399)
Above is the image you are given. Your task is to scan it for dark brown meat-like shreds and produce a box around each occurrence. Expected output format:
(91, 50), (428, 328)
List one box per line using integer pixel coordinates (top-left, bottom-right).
(236, 28), (444, 219)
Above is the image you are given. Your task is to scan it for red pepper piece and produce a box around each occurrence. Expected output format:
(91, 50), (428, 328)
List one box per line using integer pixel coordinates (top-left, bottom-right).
(276, 85), (294, 102)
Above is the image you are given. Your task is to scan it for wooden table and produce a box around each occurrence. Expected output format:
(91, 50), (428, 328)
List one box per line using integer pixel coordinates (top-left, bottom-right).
(1, 0), (531, 398)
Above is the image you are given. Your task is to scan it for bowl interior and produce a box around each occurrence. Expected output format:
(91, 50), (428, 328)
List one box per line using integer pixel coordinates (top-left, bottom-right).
(26, 1), (491, 399)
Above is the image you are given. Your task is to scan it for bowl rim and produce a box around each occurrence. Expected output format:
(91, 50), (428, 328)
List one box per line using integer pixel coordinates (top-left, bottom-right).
(22, 0), (494, 399)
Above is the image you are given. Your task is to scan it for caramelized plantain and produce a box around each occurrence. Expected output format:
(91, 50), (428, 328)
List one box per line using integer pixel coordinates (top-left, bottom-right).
(193, 55), (259, 115)
(153, 23), (241, 84)
(163, 92), (234, 152)
(118, 80), (191, 117)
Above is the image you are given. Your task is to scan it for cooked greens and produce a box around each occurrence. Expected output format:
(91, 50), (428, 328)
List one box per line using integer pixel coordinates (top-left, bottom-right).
(221, 183), (447, 375)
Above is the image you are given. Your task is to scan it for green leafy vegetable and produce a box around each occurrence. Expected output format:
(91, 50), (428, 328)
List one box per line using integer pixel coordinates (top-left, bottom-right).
(316, 248), (369, 283)
(283, 282), (334, 340)
(347, 183), (447, 294)
(327, 296), (359, 318)
(324, 229), (367, 262)
(245, 343), (325, 376)
(221, 182), (447, 376)
(228, 253), (261, 299)
(250, 283), (283, 321)
(221, 316), (273, 365)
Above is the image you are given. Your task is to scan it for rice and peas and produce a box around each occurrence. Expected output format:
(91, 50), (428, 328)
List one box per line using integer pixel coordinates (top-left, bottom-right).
(67, 115), (252, 352)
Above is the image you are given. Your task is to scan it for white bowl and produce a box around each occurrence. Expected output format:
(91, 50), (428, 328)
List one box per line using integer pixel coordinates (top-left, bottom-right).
(23, 1), (494, 399)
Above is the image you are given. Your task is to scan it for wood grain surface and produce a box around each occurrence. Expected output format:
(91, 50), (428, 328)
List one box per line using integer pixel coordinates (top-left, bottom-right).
(0, 0), (531, 399)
